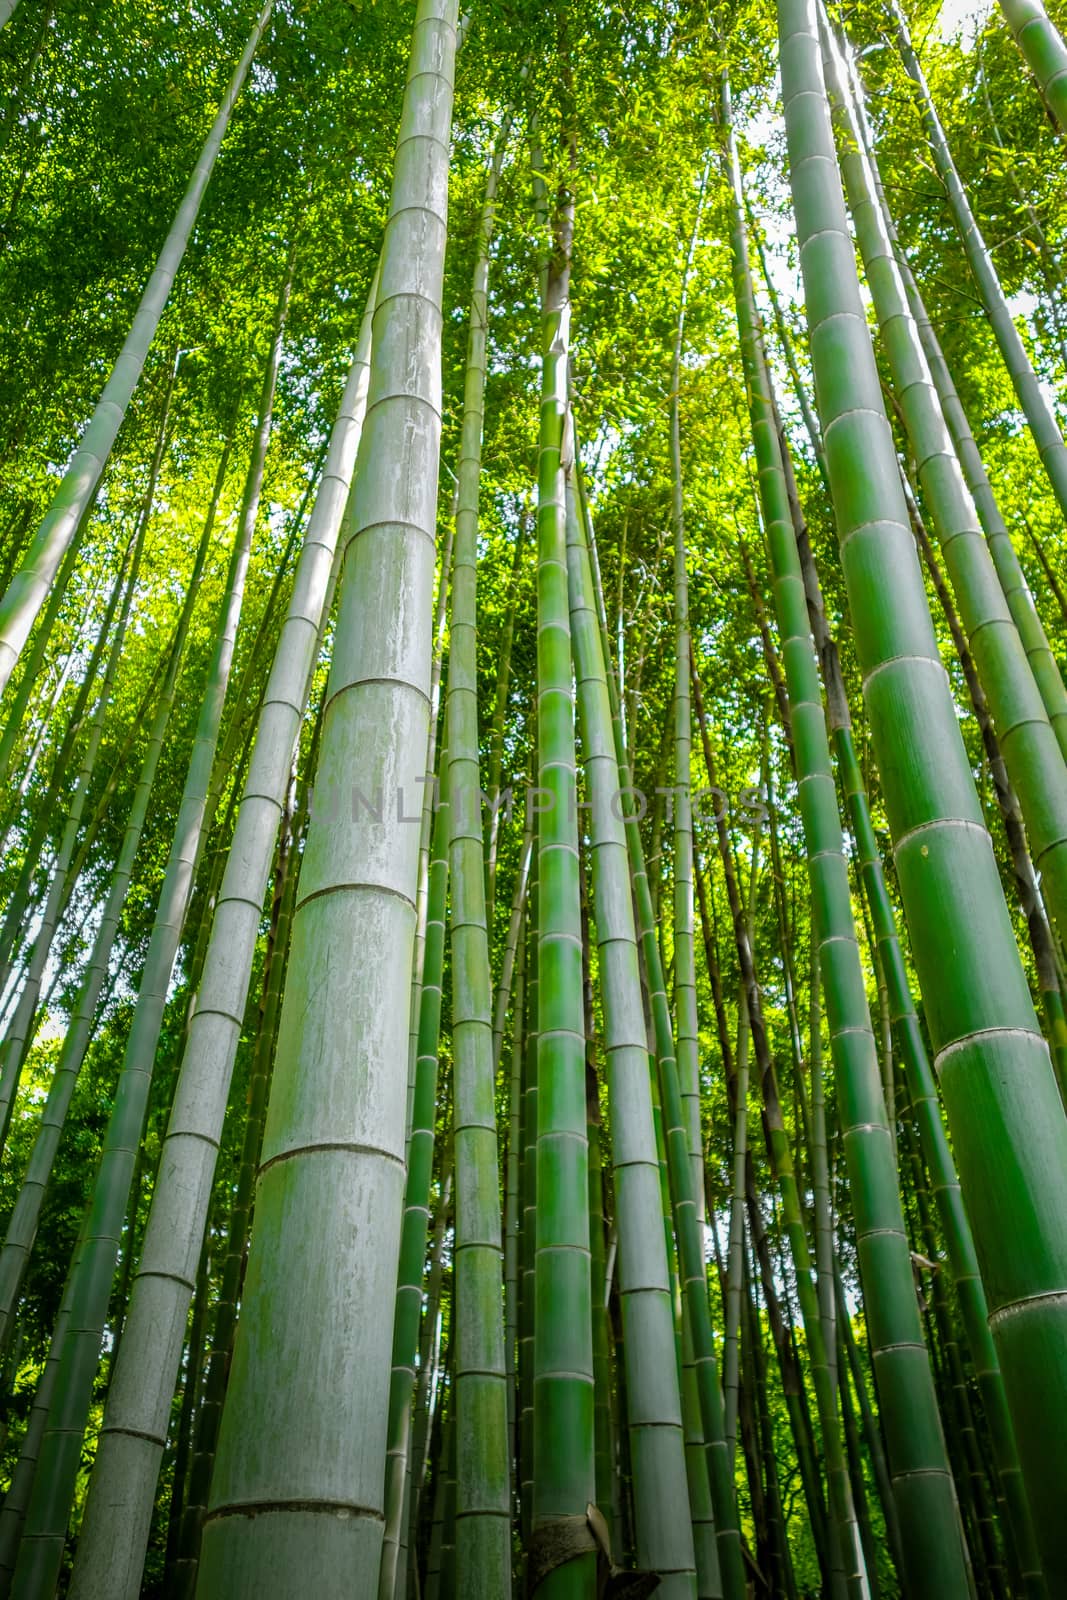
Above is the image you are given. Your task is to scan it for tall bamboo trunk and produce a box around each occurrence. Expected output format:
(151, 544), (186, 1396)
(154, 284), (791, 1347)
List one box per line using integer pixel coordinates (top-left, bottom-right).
(822, 17), (1067, 963)
(444, 124), (511, 1595)
(776, 0), (1067, 1580)
(195, 2), (457, 1588)
(579, 474), (746, 1599)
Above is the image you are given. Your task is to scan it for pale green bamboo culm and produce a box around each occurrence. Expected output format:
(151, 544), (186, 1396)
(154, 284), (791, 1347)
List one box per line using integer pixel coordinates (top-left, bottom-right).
(445, 119), (512, 1595)
(0, 0), (271, 700)
(65, 276), (377, 1600)
(998, 0), (1067, 134)
(777, 0), (1067, 1582)
(0, 0), (21, 31)
(196, 0), (458, 1589)
(576, 468), (746, 1600)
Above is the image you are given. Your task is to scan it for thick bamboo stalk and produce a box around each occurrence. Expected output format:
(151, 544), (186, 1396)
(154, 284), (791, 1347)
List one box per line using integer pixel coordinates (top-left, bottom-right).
(776, 0), (1067, 1579)
(907, 478), (1067, 1109)
(195, 1), (457, 1586)
(823, 20), (1067, 961)
(484, 504), (528, 926)
(779, 357), (1045, 1582)
(0, 1), (272, 698)
(726, 58), (972, 1590)
(998, 0), (1067, 133)
(529, 133), (598, 1589)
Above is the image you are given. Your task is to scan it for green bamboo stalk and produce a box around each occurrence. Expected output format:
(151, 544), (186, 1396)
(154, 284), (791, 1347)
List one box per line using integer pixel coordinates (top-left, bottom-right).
(577, 469), (746, 1600)
(584, 1000), (613, 1545)
(838, 1335), (882, 1600)
(997, 0), (1067, 134)
(810, 931), (837, 1394)
(722, 988), (749, 1478)
(779, 364), (1047, 1585)
(736, 1255), (773, 1588)
(0, 0), (272, 698)
(485, 506), (528, 927)
(727, 75), (944, 1591)
(0, 530), (114, 881)
(823, 19), (1067, 960)
(0, 552), (134, 1136)
(907, 477), (1067, 1106)
(1022, 515), (1067, 631)
(744, 1147), (832, 1586)
(406, 515), (453, 1147)
(196, 1), (457, 1586)
(410, 1143), (453, 1536)
(778, 0), (1067, 1580)
(722, 817), (762, 1480)
(566, 459), (697, 1597)
(492, 825), (532, 1073)
(869, 132), (1067, 763)
(12, 254), (292, 1600)
(529, 134), (597, 1590)
(444, 122), (512, 1592)
(890, 0), (1067, 523)
(900, 1108), (1007, 1595)
(519, 850), (539, 1547)
(380, 764), (451, 1600)
(504, 917), (526, 1468)
(670, 159), (710, 1257)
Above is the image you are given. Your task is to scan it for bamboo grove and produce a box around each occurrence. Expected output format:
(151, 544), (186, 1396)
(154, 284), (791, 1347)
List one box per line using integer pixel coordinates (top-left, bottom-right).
(2, 0), (1067, 1591)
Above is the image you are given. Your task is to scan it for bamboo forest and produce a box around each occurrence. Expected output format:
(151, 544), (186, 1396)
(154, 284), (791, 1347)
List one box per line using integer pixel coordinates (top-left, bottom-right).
(5, 0), (1067, 1593)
